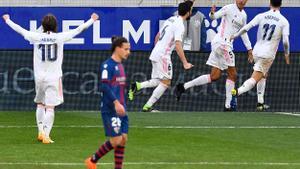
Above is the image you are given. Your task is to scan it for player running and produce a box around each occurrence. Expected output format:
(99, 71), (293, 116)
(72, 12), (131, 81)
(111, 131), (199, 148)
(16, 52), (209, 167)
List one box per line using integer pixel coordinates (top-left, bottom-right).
(3, 13), (99, 143)
(128, 2), (193, 112)
(230, 0), (290, 108)
(85, 36), (130, 169)
(176, 0), (253, 111)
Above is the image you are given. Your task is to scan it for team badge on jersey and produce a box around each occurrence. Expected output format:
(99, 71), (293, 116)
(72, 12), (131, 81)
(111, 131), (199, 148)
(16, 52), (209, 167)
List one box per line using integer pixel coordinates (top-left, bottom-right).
(114, 127), (120, 134)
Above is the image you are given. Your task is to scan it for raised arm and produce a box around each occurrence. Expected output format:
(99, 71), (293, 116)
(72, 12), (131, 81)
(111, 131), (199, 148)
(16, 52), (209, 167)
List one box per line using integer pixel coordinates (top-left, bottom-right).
(61, 13), (99, 42)
(209, 5), (228, 20)
(2, 14), (38, 42)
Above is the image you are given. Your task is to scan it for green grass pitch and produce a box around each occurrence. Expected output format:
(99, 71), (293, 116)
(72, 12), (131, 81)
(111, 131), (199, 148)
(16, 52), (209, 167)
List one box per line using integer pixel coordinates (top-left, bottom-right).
(0, 111), (300, 169)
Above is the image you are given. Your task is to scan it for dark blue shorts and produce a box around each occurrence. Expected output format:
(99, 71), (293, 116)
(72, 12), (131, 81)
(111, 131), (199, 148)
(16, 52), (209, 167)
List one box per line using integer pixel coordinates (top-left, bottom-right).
(101, 113), (129, 137)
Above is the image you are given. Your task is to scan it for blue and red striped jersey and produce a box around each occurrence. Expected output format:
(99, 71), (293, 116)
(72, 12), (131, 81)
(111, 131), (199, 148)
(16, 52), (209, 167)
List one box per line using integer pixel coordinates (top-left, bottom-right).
(100, 58), (126, 114)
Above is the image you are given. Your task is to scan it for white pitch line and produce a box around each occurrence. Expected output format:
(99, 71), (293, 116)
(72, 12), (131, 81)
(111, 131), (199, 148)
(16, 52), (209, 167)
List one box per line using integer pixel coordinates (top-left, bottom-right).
(0, 161), (300, 166)
(144, 126), (300, 129)
(0, 125), (300, 129)
(275, 112), (300, 117)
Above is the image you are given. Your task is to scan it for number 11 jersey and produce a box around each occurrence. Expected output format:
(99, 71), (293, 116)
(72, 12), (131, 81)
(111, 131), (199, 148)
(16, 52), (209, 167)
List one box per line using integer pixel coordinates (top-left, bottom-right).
(245, 10), (289, 59)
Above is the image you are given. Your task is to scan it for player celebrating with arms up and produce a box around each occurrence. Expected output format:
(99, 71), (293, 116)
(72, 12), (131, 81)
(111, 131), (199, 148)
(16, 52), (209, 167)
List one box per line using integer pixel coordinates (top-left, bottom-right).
(3, 13), (99, 143)
(230, 0), (290, 107)
(85, 36), (130, 169)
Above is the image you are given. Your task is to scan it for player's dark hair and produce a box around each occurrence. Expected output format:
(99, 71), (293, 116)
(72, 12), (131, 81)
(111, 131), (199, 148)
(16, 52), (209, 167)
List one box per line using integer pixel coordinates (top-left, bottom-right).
(185, 0), (194, 10)
(111, 36), (129, 53)
(270, 0), (282, 7)
(42, 14), (57, 33)
(178, 2), (192, 16)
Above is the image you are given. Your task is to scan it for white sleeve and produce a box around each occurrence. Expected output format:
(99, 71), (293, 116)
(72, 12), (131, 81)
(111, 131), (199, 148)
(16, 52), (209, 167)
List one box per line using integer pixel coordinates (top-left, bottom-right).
(233, 14), (261, 39)
(282, 20), (290, 36)
(240, 14), (252, 50)
(209, 5), (228, 20)
(282, 21), (290, 55)
(241, 33), (252, 50)
(174, 24), (184, 42)
(6, 19), (39, 42)
(244, 14), (261, 32)
(60, 18), (95, 42)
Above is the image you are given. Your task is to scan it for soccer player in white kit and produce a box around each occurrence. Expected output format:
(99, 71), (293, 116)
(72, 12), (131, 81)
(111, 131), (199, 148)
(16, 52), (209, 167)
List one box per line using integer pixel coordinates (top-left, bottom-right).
(176, 0), (253, 111)
(230, 0), (290, 108)
(129, 2), (193, 112)
(3, 13), (99, 143)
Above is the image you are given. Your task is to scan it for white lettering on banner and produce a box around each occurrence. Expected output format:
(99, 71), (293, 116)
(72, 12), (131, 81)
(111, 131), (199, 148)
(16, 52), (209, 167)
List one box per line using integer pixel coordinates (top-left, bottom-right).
(93, 21), (111, 44)
(123, 20), (150, 44)
(30, 21), (43, 32)
(62, 20), (84, 44)
(29, 20), (151, 45)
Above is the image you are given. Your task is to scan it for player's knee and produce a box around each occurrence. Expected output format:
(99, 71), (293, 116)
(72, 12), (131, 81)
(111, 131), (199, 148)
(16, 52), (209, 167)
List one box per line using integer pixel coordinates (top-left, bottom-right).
(160, 79), (171, 86)
(110, 136), (123, 147)
(227, 74), (237, 82)
(210, 73), (221, 81)
(120, 135), (128, 146)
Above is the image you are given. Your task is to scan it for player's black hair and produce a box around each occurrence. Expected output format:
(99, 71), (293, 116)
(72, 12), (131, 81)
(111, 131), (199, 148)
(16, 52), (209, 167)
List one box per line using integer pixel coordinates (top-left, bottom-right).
(111, 36), (129, 53)
(42, 14), (57, 33)
(184, 0), (194, 10)
(270, 0), (282, 7)
(178, 2), (192, 16)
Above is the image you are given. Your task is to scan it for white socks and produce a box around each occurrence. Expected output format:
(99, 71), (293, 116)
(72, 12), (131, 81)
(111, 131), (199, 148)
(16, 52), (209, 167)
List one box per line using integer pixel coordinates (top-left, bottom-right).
(146, 83), (168, 107)
(36, 105), (45, 133)
(43, 108), (55, 138)
(140, 79), (160, 89)
(238, 78), (257, 96)
(184, 74), (211, 90)
(225, 79), (235, 108)
(257, 78), (266, 104)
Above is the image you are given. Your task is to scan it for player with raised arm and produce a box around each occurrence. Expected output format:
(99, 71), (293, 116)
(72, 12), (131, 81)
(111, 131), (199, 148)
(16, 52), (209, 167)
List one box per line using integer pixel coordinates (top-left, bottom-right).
(85, 36), (130, 169)
(3, 13), (99, 143)
(175, 0), (253, 111)
(128, 2), (193, 112)
(230, 0), (290, 108)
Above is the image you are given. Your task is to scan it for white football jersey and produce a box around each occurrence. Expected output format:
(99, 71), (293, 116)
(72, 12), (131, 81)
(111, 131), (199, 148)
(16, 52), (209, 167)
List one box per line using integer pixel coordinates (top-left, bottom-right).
(244, 10), (290, 59)
(6, 18), (94, 80)
(210, 3), (252, 50)
(149, 16), (185, 62)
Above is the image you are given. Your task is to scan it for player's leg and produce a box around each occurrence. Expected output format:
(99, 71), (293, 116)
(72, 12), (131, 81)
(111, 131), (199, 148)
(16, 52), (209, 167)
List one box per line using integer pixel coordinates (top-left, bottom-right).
(139, 63), (161, 89)
(129, 61), (160, 101)
(225, 67), (237, 111)
(256, 73), (270, 111)
(114, 134), (127, 169)
(86, 114), (127, 169)
(114, 115), (128, 169)
(143, 79), (170, 111)
(142, 58), (172, 111)
(43, 105), (55, 144)
(34, 79), (46, 141)
(235, 70), (262, 95)
(175, 49), (223, 100)
(231, 57), (273, 109)
(237, 57), (273, 96)
(42, 78), (64, 144)
(36, 103), (45, 141)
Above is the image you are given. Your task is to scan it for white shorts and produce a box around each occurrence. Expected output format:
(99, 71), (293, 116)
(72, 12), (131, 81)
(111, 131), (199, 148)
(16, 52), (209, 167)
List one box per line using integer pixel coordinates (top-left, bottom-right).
(206, 43), (235, 70)
(34, 77), (64, 106)
(253, 57), (274, 76)
(151, 57), (173, 80)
